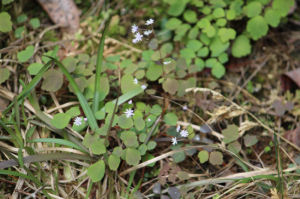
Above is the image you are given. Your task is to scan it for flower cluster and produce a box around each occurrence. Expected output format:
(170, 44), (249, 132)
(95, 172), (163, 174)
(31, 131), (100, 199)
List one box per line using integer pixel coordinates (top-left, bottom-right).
(171, 125), (189, 145)
(131, 18), (154, 44)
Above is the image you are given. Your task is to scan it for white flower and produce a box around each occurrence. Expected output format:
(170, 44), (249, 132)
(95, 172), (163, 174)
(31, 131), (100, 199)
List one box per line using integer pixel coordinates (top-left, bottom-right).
(163, 61), (171, 65)
(176, 125), (181, 132)
(133, 32), (143, 43)
(182, 105), (188, 111)
(180, 129), (189, 137)
(74, 117), (82, 126)
(171, 137), (178, 145)
(128, 100), (132, 104)
(147, 118), (151, 122)
(144, 30), (153, 36)
(145, 19), (154, 25)
(141, 85), (147, 90)
(133, 78), (138, 84)
(124, 108), (134, 118)
(84, 118), (87, 122)
(131, 24), (138, 33)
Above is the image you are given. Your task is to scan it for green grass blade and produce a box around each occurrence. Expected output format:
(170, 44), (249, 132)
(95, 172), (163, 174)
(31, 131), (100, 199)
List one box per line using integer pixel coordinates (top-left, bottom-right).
(0, 119), (22, 147)
(29, 138), (85, 152)
(49, 57), (98, 131)
(2, 61), (52, 116)
(93, 17), (111, 113)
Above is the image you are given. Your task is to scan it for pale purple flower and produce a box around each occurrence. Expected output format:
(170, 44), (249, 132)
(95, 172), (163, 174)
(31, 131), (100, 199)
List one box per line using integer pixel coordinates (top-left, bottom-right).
(182, 105), (188, 111)
(133, 78), (138, 84)
(171, 137), (178, 145)
(180, 129), (189, 137)
(84, 118), (87, 122)
(147, 118), (151, 122)
(128, 100), (133, 104)
(176, 125), (181, 132)
(124, 108), (134, 118)
(163, 61), (171, 65)
(131, 24), (138, 33)
(132, 32), (143, 43)
(144, 30), (153, 36)
(141, 85), (147, 90)
(145, 19), (154, 25)
(74, 117), (82, 126)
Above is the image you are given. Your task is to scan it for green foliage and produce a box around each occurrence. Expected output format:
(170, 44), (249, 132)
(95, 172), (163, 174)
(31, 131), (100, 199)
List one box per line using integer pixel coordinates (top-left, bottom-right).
(51, 113), (71, 129)
(87, 160), (105, 182)
(41, 69), (63, 92)
(246, 16), (268, 40)
(125, 148), (141, 166)
(209, 151), (223, 165)
(164, 113), (178, 126)
(232, 35), (251, 58)
(0, 68), (10, 84)
(29, 18), (40, 29)
(108, 154), (120, 171)
(27, 63), (43, 75)
(0, 12), (12, 32)
(17, 45), (34, 62)
(198, 150), (209, 164)
(222, 124), (239, 144)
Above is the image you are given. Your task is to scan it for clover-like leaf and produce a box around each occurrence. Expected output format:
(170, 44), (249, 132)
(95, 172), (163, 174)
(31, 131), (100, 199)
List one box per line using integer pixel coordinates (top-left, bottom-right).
(120, 74), (140, 94)
(113, 146), (123, 157)
(209, 151), (223, 165)
(213, 8), (225, 18)
(66, 106), (80, 118)
(17, 45), (34, 63)
(164, 113), (178, 126)
(29, 18), (40, 29)
(120, 131), (139, 148)
(41, 69), (63, 92)
(244, 134), (258, 147)
(222, 124), (239, 144)
(172, 150), (186, 163)
(108, 154), (121, 171)
(134, 117), (145, 131)
(0, 68), (10, 84)
(0, 12), (12, 32)
(90, 139), (106, 155)
(166, 18), (182, 30)
(203, 25), (216, 38)
(62, 57), (77, 73)
(227, 141), (241, 154)
(232, 35), (251, 58)
(212, 62), (225, 79)
(244, 1), (262, 18)
(264, 8), (281, 28)
(246, 16), (268, 40)
(146, 63), (163, 81)
(197, 18), (210, 29)
(218, 28), (236, 43)
(147, 140), (157, 151)
(183, 10), (197, 23)
(197, 47), (209, 57)
(167, 0), (189, 16)
(138, 144), (147, 155)
(272, 0), (294, 17)
(210, 37), (229, 57)
(51, 113), (71, 129)
(118, 115), (133, 129)
(187, 40), (203, 52)
(125, 148), (141, 166)
(198, 150), (209, 164)
(163, 78), (179, 95)
(87, 160), (105, 182)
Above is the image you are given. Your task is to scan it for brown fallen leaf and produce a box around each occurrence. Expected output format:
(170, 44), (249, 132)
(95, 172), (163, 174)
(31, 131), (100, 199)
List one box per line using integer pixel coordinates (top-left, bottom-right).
(282, 68), (300, 91)
(283, 126), (300, 147)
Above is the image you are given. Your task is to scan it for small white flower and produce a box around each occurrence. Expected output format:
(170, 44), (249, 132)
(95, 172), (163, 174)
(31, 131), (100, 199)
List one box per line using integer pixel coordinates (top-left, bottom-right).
(171, 137), (178, 145)
(74, 117), (82, 126)
(145, 18), (154, 25)
(124, 108), (134, 118)
(144, 30), (153, 36)
(163, 61), (171, 65)
(133, 78), (138, 84)
(84, 118), (87, 122)
(180, 129), (189, 137)
(182, 105), (188, 111)
(131, 24), (138, 33)
(128, 100), (132, 104)
(147, 118), (151, 122)
(133, 32), (143, 43)
(141, 85), (147, 90)
(176, 125), (181, 132)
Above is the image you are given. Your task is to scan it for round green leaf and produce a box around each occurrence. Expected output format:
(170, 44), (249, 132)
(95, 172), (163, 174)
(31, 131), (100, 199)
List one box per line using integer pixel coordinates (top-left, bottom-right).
(138, 144), (147, 155)
(222, 124), (239, 144)
(172, 150), (186, 163)
(227, 141), (241, 154)
(62, 57), (77, 73)
(213, 8), (225, 18)
(218, 28), (236, 43)
(198, 150), (209, 163)
(134, 117), (145, 131)
(87, 160), (105, 182)
(146, 63), (163, 81)
(188, 27), (199, 39)
(183, 10), (197, 23)
(187, 40), (203, 52)
(164, 113), (178, 126)
(197, 18), (210, 29)
(17, 45), (34, 63)
(27, 63), (43, 75)
(0, 68), (10, 84)
(66, 106), (80, 118)
(197, 47), (209, 57)
(29, 18), (40, 29)
(108, 154), (121, 171)
(166, 18), (182, 30)
(120, 131), (139, 148)
(246, 16), (269, 40)
(272, 0), (294, 17)
(139, 133), (147, 142)
(118, 115), (133, 129)
(162, 78), (179, 95)
(244, 1), (262, 18)
(244, 134), (258, 147)
(91, 139), (106, 155)
(211, 62), (225, 79)
(167, 0), (188, 16)
(209, 151), (223, 165)
(147, 140), (157, 151)
(264, 8), (281, 27)
(51, 113), (71, 129)
(0, 12), (12, 32)
(121, 74), (140, 94)
(232, 35), (252, 57)
(41, 69), (63, 92)
(125, 148), (141, 166)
